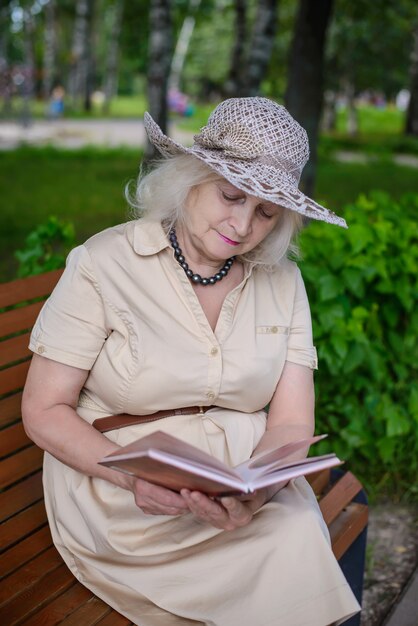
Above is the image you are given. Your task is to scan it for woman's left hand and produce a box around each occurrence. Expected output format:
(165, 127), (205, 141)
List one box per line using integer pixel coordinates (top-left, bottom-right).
(180, 488), (267, 530)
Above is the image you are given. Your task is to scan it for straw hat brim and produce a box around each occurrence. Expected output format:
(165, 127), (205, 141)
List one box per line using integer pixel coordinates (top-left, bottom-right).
(144, 112), (347, 229)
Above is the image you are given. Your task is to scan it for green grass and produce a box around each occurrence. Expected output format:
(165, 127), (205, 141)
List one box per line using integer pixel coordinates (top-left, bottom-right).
(316, 159), (418, 211)
(0, 146), (141, 280)
(5, 94), (209, 122)
(335, 105), (405, 135)
(4, 95), (148, 120)
(320, 132), (418, 157)
(1, 144), (418, 282)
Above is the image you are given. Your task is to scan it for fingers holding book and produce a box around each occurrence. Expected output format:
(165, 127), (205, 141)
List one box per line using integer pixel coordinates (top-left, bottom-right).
(132, 478), (190, 516)
(130, 475), (267, 527)
(181, 489), (263, 530)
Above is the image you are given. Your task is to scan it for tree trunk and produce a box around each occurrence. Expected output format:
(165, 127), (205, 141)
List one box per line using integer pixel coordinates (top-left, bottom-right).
(43, 0), (56, 102)
(225, 0), (248, 97)
(0, 22), (13, 116)
(147, 0), (173, 159)
(21, 9), (36, 127)
(169, 0), (201, 92)
(244, 0), (279, 96)
(67, 0), (95, 110)
(102, 0), (124, 114)
(406, 21), (418, 136)
(285, 0), (334, 197)
(83, 0), (96, 112)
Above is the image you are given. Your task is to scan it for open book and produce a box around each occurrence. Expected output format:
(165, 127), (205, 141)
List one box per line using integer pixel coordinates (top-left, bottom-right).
(99, 431), (342, 496)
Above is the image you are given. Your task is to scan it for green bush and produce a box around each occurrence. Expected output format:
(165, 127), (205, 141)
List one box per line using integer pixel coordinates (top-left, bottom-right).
(299, 192), (418, 500)
(14, 216), (76, 278)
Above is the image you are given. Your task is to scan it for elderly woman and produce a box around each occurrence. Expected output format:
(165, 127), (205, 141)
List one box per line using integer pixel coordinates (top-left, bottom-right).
(22, 98), (360, 626)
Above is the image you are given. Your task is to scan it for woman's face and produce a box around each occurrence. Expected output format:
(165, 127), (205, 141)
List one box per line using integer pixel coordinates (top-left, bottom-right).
(179, 179), (283, 264)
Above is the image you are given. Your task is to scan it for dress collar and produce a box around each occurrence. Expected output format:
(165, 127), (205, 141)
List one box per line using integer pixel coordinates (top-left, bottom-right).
(132, 220), (170, 256)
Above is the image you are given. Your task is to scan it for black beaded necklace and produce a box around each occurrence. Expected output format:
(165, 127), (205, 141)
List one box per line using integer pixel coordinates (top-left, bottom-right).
(169, 229), (235, 286)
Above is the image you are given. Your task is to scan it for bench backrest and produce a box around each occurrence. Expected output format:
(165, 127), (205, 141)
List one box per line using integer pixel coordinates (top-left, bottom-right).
(0, 270), (63, 498)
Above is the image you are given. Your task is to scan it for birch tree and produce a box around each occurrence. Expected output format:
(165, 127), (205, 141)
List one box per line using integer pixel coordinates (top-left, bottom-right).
(226, 0), (278, 97)
(147, 0), (173, 157)
(0, 9), (12, 116)
(67, 0), (96, 110)
(21, 7), (36, 126)
(244, 0), (278, 96)
(169, 0), (201, 91)
(43, 0), (56, 101)
(102, 0), (124, 113)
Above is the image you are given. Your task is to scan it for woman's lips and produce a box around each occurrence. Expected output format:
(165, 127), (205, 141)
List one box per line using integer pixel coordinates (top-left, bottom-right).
(218, 233), (241, 246)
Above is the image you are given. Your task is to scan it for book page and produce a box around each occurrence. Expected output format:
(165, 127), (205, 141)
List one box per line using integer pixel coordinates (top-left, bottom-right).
(235, 434), (327, 472)
(249, 455), (343, 491)
(258, 453), (339, 475)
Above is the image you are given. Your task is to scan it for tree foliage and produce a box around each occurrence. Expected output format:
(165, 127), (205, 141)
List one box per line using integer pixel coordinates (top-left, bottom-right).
(326, 0), (416, 98)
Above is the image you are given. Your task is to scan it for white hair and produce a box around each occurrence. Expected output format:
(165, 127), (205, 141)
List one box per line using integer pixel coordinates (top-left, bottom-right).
(127, 154), (303, 269)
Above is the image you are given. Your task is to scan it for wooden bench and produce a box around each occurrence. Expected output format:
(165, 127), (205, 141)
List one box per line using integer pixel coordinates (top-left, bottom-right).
(0, 270), (369, 625)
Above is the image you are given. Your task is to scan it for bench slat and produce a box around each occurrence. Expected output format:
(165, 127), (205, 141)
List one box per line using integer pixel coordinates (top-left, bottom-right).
(306, 468), (330, 495)
(0, 526), (52, 578)
(0, 563), (75, 625)
(319, 471), (363, 526)
(0, 500), (47, 552)
(0, 269), (63, 308)
(96, 612), (134, 625)
(0, 360), (31, 396)
(0, 444), (43, 490)
(0, 333), (31, 368)
(0, 301), (45, 337)
(25, 583), (94, 626)
(58, 597), (114, 626)
(0, 471), (43, 523)
(0, 546), (63, 606)
(329, 502), (369, 561)
(0, 421), (32, 458)
(0, 392), (23, 429)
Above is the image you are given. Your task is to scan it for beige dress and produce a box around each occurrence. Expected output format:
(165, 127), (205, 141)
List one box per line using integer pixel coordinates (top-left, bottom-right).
(30, 220), (360, 626)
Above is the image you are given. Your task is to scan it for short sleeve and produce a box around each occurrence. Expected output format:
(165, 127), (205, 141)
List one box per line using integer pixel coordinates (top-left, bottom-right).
(286, 268), (318, 370)
(29, 245), (108, 369)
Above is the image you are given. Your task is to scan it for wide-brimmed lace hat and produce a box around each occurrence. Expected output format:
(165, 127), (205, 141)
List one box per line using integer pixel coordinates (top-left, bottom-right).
(144, 97), (347, 228)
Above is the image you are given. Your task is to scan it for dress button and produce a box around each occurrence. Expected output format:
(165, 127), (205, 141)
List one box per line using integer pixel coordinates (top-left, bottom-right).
(206, 391), (216, 400)
(37, 345), (45, 354)
(271, 326), (278, 334)
(210, 347), (218, 356)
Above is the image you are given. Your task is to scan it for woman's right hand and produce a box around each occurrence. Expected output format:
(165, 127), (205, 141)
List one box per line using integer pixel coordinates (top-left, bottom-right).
(132, 478), (190, 516)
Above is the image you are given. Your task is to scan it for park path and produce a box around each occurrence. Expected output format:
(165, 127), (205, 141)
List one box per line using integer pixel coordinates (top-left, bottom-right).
(0, 118), (194, 150)
(1, 118), (418, 169)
